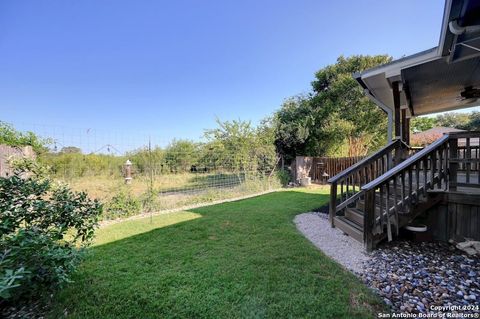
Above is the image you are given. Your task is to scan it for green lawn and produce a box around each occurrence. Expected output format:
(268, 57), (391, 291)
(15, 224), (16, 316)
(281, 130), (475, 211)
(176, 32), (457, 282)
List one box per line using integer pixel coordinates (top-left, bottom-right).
(48, 188), (382, 318)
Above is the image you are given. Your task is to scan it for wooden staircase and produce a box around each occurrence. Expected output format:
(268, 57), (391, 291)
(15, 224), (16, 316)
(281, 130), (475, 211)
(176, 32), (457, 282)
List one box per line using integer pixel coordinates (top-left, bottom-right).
(333, 188), (441, 246)
(328, 132), (480, 251)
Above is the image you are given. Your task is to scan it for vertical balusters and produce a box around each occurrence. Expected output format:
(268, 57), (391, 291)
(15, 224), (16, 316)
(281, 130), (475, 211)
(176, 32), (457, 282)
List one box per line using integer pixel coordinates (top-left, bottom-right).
(379, 184), (384, 230)
(401, 171), (406, 211)
(423, 158), (428, 193)
(345, 175), (349, 199)
(415, 163), (420, 201)
(340, 180), (344, 202)
(393, 175), (399, 235)
(438, 145), (444, 189)
(385, 181), (392, 241)
(477, 138), (480, 184)
(466, 137), (471, 184)
(329, 181), (337, 227)
(381, 155), (386, 176)
(449, 137), (458, 191)
(364, 189), (375, 252)
(408, 168), (413, 209)
(387, 151), (392, 171)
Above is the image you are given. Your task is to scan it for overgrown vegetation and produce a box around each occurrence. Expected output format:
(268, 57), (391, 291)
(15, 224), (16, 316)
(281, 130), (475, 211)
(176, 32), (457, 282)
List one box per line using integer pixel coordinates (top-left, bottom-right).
(0, 160), (102, 309)
(0, 121), (50, 154)
(43, 119), (278, 179)
(0, 118), (284, 221)
(104, 190), (141, 219)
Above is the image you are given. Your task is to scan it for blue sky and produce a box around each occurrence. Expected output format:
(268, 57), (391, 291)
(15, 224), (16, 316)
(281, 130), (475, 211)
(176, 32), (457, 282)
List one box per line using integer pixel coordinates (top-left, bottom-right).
(0, 0), (447, 147)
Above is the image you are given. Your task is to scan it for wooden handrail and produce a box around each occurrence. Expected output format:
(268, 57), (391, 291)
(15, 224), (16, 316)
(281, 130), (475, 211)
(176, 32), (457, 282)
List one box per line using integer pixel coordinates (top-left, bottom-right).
(445, 131), (480, 138)
(361, 135), (449, 191)
(328, 139), (402, 184)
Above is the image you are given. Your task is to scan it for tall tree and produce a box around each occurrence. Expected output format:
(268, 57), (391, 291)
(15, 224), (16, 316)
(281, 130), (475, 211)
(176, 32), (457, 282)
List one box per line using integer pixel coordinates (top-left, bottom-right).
(273, 55), (392, 160)
(204, 118), (277, 173)
(436, 113), (470, 129)
(411, 117), (436, 132)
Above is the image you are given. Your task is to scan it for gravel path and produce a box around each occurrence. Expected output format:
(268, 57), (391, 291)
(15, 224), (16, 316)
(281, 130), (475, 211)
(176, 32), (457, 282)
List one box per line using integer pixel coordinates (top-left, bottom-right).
(294, 212), (369, 274)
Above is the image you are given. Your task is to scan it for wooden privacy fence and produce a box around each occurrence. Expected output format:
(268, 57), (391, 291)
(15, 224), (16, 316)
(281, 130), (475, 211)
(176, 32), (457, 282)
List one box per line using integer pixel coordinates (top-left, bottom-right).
(294, 155), (365, 184)
(310, 156), (365, 183)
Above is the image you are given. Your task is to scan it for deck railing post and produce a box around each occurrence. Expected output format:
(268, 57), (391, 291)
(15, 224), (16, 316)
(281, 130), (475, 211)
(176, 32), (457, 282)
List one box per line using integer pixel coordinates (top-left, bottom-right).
(364, 188), (375, 252)
(448, 137), (458, 191)
(329, 181), (337, 228)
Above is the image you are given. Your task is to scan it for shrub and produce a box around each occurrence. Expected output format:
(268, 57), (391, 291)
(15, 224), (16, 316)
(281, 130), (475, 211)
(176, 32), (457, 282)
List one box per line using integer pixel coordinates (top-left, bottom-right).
(275, 169), (291, 186)
(104, 190), (141, 219)
(0, 169), (102, 302)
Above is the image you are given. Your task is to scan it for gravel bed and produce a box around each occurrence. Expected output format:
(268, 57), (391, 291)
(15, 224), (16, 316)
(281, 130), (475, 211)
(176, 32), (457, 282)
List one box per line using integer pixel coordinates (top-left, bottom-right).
(363, 241), (480, 313)
(294, 212), (369, 274)
(295, 212), (480, 314)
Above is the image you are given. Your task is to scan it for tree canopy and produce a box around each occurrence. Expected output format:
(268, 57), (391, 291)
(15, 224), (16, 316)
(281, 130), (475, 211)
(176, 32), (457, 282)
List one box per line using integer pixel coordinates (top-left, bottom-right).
(273, 55), (392, 161)
(411, 111), (480, 133)
(411, 117), (436, 133)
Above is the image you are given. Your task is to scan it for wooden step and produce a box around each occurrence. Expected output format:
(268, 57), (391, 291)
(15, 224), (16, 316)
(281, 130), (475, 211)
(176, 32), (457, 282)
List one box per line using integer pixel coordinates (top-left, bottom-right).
(356, 190), (428, 212)
(334, 216), (363, 243)
(356, 198), (409, 214)
(345, 207), (364, 226)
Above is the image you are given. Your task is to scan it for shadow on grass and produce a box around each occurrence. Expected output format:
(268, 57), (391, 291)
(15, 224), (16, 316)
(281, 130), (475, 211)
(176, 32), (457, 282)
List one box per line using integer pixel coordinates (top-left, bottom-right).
(48, 189), (383, 319)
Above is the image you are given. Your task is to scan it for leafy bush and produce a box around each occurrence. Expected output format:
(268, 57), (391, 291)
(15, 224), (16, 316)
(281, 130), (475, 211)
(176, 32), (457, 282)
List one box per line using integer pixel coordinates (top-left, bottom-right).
(104, 190), (141, 219)
(0, 168), (102, 302)
(276, 169), (291, 186)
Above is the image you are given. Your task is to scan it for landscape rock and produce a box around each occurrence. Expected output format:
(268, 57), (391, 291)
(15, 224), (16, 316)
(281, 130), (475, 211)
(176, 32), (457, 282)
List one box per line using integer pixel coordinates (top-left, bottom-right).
(361, 241), (480, 314)
(295, 212), (480, 314)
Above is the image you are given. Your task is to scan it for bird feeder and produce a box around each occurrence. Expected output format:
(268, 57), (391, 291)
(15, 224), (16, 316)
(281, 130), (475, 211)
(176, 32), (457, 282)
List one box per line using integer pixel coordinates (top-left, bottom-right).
(124, 159), (132, 184)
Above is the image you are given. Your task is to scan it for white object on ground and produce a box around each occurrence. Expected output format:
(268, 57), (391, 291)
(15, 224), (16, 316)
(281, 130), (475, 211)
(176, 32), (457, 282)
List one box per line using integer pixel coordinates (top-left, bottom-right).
(300, 177), (311, 186)
(294, 212), (370, 275)
(405, 224), (427, 232)
(456, 240), (480, 256)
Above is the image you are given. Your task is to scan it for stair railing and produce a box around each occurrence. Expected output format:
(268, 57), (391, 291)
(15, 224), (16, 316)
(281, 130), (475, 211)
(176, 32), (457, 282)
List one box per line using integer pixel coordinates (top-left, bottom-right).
(361, 134), (450, 251)
(328, 139), (408, 227)
(447, 131), (480, 190)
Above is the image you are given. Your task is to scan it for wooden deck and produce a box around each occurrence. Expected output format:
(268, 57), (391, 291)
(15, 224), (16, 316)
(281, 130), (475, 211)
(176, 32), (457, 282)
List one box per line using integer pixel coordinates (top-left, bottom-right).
(329, 132), (480, 251)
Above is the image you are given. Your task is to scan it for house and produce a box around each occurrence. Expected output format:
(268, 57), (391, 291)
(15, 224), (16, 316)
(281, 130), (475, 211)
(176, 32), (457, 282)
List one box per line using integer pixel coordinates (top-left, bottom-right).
(328, 0), (480, 251)
(413, 127), (465, 139)
(411, 127), (467, 146)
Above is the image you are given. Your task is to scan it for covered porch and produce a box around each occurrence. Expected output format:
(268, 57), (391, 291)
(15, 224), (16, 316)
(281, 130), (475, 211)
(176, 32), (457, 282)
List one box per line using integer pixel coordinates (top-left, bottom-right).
(328, 0), (480, 251)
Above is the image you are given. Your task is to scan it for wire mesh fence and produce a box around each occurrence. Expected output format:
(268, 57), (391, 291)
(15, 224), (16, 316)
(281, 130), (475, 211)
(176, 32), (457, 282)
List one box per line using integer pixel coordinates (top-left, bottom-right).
(3, 122), (284, 220)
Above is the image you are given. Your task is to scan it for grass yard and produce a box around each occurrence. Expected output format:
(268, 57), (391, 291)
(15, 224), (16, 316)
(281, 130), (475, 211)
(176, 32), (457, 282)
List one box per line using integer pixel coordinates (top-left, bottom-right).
(48, 188), (383, 318)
